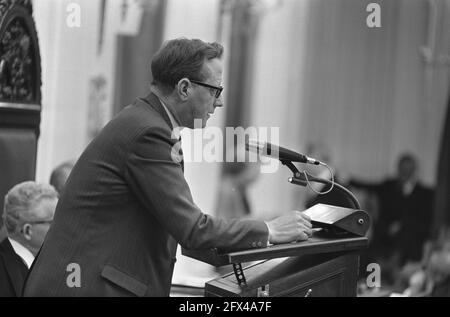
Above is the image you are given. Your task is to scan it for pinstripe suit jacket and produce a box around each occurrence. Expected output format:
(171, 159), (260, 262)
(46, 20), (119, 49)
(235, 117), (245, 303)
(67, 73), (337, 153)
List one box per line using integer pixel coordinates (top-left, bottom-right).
(23, 93), (268, 297)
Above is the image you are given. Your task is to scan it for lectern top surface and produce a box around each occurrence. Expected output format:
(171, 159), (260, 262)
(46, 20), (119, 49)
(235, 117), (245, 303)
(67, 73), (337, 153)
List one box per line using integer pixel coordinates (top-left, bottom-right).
(182, 234), (368, 267)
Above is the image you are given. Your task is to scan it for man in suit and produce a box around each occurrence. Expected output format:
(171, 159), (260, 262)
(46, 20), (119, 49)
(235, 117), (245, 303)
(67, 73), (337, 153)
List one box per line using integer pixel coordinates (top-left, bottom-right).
(350, 153), (435, 284)
(0, 181), (58, 296)
(0, 220), (6, 243)
(23, 38), (312, 297)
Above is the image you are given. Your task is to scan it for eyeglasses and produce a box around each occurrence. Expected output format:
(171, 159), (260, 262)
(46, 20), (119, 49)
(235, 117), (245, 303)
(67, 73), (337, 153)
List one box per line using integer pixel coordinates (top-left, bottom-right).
(190, 80), (223, 99)
(24, 219), (53, 226)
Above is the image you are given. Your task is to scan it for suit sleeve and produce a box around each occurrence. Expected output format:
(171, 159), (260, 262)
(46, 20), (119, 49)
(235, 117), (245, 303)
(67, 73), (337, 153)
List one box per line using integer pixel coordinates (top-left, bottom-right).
(124, 126), (269, 251)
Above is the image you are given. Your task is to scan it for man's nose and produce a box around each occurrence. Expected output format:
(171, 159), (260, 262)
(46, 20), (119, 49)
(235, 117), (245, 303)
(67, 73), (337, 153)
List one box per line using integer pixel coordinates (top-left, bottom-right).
(214, 96), (224, 108)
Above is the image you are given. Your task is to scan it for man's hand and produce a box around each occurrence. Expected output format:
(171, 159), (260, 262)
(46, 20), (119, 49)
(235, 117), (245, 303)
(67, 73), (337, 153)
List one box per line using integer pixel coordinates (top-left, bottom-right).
(265, 211), (313, 244)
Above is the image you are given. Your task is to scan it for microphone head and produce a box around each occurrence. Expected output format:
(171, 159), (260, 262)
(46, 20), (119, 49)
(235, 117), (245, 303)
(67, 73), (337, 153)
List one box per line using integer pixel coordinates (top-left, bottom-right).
(246, 139), (266, 154)
(246, 140), (279, 160)
(246, 140), (326, 165)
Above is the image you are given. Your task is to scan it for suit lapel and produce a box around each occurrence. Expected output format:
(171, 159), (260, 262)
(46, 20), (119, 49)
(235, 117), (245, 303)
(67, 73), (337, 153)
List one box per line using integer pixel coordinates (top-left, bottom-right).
(0, 239), (27, 296)
(136, 93), (185, 172)
(137, 93), (174, 130)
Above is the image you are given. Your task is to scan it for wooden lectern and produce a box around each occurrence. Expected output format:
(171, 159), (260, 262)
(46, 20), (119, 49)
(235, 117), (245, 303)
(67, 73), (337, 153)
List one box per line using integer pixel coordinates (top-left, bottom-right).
(182, 204), (370, 297)
(182, 147), (371, 297)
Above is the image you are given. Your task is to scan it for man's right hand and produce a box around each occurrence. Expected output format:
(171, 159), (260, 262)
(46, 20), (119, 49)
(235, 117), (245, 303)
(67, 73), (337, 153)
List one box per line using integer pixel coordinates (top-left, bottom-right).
(265, 211), (313, 245)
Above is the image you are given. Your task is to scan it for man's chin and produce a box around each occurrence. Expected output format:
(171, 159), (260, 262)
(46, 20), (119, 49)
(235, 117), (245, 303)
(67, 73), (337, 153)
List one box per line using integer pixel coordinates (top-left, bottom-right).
(191, 117), (208, 129)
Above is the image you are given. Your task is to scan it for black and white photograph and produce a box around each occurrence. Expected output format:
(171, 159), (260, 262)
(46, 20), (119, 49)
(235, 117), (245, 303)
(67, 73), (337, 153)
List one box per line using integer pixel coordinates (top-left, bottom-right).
(0, 0), (449, 300)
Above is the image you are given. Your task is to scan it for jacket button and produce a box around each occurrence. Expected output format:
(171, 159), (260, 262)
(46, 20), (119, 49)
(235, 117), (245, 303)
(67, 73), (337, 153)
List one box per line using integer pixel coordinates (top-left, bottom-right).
(257, 241), (262, 247)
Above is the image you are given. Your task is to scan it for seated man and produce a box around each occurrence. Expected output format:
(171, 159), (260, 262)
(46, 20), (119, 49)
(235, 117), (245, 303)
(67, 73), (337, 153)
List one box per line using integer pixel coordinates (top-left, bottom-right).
(0, 181), (58, 296)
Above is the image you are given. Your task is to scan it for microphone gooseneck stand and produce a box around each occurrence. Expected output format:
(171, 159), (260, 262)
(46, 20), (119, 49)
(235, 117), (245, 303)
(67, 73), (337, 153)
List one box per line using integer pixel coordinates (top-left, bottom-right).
(232, 159), (362, 287)
(281, 160), (361, 210)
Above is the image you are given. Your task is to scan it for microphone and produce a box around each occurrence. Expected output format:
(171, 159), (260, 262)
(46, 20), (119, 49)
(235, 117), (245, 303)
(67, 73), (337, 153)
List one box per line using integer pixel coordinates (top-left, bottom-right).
(246, 139), (325, 166)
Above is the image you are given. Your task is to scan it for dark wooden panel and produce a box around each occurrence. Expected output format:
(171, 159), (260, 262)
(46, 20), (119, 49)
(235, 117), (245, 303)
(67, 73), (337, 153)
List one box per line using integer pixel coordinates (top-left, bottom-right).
(0, 104), (40, 135)
(0, 0), (41, 240)
(0, 127), (37, 190)
(205, 251), (360, 297)
(0, 0), (42, 104)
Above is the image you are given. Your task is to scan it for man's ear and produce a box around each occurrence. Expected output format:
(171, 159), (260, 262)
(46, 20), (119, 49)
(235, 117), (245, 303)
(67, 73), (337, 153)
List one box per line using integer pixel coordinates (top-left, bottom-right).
(177, 78), (190, 101)
(21, 224), (32, 241)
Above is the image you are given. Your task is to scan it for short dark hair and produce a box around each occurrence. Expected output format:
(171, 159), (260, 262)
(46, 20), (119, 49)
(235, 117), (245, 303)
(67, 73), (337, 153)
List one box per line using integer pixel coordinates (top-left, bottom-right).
(398, 153), (417, 167)
(50, 161), (75, 194)
(151, 38), (223, 91)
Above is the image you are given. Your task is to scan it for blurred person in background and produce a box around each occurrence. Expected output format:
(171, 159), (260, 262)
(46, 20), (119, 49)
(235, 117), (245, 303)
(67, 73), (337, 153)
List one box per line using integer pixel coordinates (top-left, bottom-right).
(49, 160), (75, 195)
(215, 141), (261, 220)
(214, 141), (262, 276)
(0, 182), (58, 296)
(402, 227), (450, 296)
(0, 219), (6, 243)
(350, 153), (435, 286)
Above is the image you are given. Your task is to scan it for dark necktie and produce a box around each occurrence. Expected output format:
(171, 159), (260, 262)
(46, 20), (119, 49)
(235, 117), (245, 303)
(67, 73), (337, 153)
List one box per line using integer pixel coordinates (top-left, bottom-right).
(179, 137), (184, 173)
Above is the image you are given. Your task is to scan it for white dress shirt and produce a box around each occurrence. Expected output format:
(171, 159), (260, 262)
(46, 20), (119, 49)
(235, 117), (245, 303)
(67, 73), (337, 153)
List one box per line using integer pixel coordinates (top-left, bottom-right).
(159, 97), (181, 138)
(8, 238), (34, 268)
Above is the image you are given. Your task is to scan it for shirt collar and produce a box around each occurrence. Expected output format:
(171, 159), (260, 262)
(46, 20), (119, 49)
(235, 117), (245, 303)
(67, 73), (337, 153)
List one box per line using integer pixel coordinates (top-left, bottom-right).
(402, 180), (417, 196)
(8, 238), (34, 269)
(158, 97), (182, 139)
